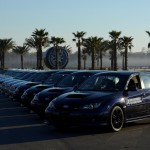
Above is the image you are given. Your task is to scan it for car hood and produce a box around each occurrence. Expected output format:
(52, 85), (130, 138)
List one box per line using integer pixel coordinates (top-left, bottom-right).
(54, 91), (122, 106)
(40, 87), (73, 94)
(27, 84), (52, 92)
(25, 82), (41, 85)
(37, 87), (74, 100)
(31, 84), (53, 88)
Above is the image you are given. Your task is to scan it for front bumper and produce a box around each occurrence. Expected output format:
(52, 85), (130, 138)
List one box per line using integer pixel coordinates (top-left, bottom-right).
(45, 109), (108, 127)
(12, 92), (22, 102)
(21, 95), (33, 107)
(31, 101), (49, 116)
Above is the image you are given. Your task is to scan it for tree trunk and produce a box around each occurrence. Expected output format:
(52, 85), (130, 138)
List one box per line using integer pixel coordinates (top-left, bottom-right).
(84, 60), (86, 69)
(100, 51), (103, 70)
(39, 45), (43, 69)
(114, 42), (117, 71)
(21, 55), (23, 69)
(78, 40), (81, 70)
(92, 47), (96, 70)
(110, 50), (114, 70)
(2, 52), (5, 69)
(124, 47), (128, 70)
(36, 49), (39, 69)
(97, 57), (99, 69)
(122, 53), (125, 70)
(0, 52), (2, 69)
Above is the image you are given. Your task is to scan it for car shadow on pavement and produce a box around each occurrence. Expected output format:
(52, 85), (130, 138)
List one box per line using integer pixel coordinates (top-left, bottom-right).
(0, 94), (111, 145)
(0, 94), (149, 145)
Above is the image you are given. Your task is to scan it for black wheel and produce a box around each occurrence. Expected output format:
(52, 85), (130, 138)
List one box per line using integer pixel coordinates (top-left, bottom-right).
(109, 106), (124, 132)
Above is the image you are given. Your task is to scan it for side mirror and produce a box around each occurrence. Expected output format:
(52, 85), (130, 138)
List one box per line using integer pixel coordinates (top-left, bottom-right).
(41, 80), (44, 84)
(73, 85), (78, 91)
(53, 82), (58, 87)
(123, 85), (137, 97)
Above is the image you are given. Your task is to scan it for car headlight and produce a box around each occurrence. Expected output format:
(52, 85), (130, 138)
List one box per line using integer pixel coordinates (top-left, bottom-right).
(45, 97), (50, 101)
(81, 103), (101, 110)
(33, 95), (39, 101)
(24, 89), (27, 92)
(23, 91), (27, 96)
(33, 93), (36, 96)
(11, 87), (15, 91)
(15, 88), (19, 93)
(48, 101), (55, 109)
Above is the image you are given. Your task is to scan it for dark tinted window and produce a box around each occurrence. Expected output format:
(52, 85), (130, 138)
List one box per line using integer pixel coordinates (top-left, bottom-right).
(78, 74), (128, 92)
(57, 72), (93, 88)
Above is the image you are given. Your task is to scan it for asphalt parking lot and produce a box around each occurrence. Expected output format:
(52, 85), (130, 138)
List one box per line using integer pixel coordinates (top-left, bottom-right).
(0, 94), (150, 150)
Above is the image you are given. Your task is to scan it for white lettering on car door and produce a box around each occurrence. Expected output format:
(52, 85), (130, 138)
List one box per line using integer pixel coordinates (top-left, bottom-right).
(127, 97), (142, 105)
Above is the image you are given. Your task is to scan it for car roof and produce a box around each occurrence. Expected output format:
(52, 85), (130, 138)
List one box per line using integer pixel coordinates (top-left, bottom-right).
(55, 70), (77, 74)
(94, 70), (140, 76)
(68, 70), (106, 75)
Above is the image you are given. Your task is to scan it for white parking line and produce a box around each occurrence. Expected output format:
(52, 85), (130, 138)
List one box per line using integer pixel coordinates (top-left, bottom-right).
(0, 123), (45, 130)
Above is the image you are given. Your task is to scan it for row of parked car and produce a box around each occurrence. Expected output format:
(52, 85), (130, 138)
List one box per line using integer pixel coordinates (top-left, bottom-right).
(0, 69), (150, 132)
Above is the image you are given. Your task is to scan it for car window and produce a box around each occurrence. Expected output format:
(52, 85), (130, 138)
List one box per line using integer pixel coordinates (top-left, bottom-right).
(78, 74), (127, 92)
(57, 73), (91, 88)
(140, 74), (150, 89)
(127, 75), (142, 90)
(45, 73), (68, 84)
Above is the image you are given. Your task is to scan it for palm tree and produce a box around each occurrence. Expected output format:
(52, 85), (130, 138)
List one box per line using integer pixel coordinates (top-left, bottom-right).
(97, 40), (109, 70)
(12, 44), (30, 69)
(50, 36), (65, 69)
(107, 40), (114, 70)
(120, 51), (125, 70)
(84, 36), (102, 70)
(25, 37), (38, 68)
(81, 52), (87, 69)
(25, 28), (49, 69)
(72, 31), (86, 70)
(0, 38), (15, 69)
(82, 47), (90, 69)
(120, 36), (134, 70)
(63, 45), (72, 54)
(109, 30), (122, 71)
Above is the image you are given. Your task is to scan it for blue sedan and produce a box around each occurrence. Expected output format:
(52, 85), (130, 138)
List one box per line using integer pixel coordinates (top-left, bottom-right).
(45, 71), (150, 131)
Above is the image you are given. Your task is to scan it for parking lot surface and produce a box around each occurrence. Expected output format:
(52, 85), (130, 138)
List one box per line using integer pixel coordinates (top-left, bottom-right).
(0, 94), (150, 150)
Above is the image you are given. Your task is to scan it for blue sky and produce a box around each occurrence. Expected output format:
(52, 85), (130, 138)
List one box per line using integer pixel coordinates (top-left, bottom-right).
(0, 0), (150, 53)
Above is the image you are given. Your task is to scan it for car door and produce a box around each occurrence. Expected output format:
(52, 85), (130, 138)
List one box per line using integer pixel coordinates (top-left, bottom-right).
(140, 73), (150, 116)
(142, 89), (150, 116)
(125, 75), (146, 119)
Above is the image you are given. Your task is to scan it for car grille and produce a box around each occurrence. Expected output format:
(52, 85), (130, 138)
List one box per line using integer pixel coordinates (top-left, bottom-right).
(55, 105), (79, 111)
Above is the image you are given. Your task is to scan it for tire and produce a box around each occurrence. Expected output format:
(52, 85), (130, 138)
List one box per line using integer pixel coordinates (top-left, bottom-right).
(109, 106), (124, 132)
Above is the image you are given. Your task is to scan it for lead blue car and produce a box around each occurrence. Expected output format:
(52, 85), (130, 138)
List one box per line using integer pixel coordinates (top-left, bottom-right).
(45, 71), (150, 132)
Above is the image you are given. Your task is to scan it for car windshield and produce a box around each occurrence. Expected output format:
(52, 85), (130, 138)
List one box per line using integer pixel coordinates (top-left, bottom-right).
(77, 74), (128, 92)
(33, 72), (55, 82)
(45, 73), (68, 84)
(57, 73), (91, 88)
